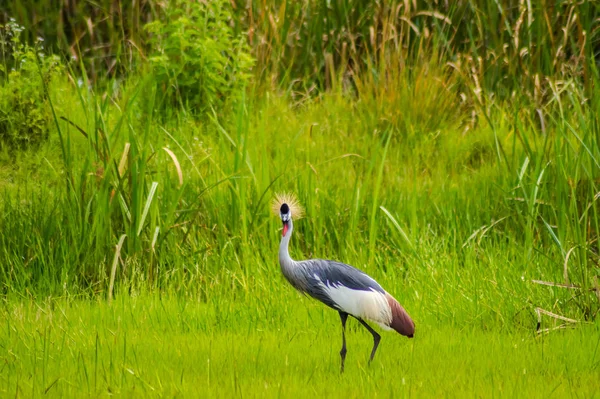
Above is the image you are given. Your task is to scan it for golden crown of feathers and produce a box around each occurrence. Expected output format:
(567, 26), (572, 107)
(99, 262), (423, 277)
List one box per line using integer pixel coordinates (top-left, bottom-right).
(271, 192), (305, 219)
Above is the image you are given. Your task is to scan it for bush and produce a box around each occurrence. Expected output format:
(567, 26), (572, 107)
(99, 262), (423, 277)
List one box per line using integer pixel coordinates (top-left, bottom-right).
(0, 19), (62, 150)
(145, 0), (254, 114)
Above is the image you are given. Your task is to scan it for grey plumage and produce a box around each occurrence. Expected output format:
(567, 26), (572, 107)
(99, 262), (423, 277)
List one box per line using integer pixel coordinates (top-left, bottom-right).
(281, 258), (385, 310)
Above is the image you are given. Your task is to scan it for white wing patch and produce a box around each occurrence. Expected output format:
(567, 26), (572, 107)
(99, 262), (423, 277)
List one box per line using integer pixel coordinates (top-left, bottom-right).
(314, 275), (393, 329)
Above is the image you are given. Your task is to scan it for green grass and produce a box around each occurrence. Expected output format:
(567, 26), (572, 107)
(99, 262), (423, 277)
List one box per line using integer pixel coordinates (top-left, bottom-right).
(1, 1), (599, 396)
(1, 295), (599, 397)
(0, 72), (598, 395)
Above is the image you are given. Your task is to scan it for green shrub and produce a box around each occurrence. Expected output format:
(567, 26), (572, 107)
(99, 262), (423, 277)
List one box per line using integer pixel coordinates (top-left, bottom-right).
(145, 0), (254, 114)
(0, 19), (61, 150)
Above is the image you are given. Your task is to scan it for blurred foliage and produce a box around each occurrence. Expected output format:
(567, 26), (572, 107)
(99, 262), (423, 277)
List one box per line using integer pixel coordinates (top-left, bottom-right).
(0, 19), (62, 150)
(145, 0), (254, 113)
(0, 1), (597, 98)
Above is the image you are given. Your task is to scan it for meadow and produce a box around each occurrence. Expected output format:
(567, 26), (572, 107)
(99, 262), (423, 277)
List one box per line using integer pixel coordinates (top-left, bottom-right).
(1, 296), (599, 397)
(1, 0), (600, 397)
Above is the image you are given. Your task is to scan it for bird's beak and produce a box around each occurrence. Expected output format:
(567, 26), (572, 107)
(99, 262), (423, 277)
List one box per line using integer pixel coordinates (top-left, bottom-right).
(282, 222), (289, 237)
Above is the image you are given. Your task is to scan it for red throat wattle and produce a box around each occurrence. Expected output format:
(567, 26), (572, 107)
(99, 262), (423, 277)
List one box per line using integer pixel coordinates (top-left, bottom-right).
(282, 223), (289, 237)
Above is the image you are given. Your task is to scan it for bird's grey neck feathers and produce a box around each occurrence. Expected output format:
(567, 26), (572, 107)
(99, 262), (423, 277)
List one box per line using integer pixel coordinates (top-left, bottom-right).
(279, 218), (311, 294)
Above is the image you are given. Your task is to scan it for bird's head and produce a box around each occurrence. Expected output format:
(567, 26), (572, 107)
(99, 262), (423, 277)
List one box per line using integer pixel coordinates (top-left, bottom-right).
(280, 203), (291, 222)
(280, 203), (291, 236)
(272, 192), (304, 237)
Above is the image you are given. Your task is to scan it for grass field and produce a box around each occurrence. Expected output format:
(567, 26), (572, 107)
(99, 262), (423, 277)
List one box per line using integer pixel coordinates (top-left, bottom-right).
(2, 296), (599, 397)
(1, 1), (600, 397)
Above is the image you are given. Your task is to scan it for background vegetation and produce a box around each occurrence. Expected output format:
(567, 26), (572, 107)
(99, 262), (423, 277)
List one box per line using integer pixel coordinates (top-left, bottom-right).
(0, 0), (599, 396)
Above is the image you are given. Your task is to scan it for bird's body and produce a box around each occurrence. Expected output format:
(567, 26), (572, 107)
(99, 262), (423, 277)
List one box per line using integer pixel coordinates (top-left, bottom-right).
(275, 195), (414, 371)
(280, 252), (414, 336)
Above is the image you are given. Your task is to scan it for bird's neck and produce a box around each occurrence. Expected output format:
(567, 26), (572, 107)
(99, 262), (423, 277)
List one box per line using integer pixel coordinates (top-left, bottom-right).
(279, 219), (295, 269)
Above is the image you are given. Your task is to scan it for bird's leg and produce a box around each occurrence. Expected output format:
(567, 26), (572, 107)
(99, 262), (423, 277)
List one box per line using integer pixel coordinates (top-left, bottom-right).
(339, 312), (349, 373)
(356, 318), (381, 364)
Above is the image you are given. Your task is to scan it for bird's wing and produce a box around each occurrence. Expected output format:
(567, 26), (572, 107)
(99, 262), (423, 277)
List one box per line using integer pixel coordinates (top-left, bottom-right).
(296, 259), (385, 309)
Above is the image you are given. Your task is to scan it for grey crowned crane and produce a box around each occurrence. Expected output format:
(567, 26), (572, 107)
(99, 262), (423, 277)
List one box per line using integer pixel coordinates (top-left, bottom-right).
(273, 193), (415, 372)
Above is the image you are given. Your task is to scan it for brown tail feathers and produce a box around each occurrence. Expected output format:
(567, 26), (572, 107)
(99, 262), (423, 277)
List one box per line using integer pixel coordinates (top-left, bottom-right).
(385, 293), (415, 338)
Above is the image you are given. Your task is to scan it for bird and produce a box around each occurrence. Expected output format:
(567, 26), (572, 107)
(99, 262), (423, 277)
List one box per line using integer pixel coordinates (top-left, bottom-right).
(272, 193), (414, 372)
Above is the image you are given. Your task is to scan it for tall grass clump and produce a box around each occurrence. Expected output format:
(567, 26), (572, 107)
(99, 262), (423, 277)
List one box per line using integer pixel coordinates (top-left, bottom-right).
(504, 82), (600, 321)
(240, 0), (599, 97)
(0, 71), (210, 294)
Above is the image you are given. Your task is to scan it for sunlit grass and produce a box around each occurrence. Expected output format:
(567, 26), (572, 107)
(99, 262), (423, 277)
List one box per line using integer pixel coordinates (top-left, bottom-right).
(1, 295), (598, 397)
